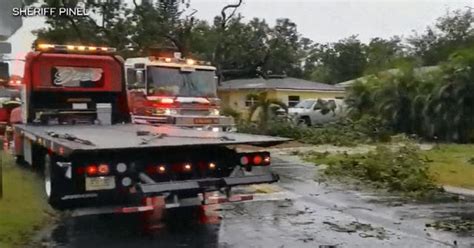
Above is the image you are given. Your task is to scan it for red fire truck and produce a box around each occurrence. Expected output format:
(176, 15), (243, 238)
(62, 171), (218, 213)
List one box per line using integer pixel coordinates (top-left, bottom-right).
(125, 52), (234, 131)
(10, 44), (286, 213)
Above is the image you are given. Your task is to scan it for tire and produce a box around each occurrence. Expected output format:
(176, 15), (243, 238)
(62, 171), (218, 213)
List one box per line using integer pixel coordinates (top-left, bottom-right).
(15, 155), (25, 165)
(44, 154), (67, 210)
(31, 145), (45, 169)
(298, 117), (311, 127)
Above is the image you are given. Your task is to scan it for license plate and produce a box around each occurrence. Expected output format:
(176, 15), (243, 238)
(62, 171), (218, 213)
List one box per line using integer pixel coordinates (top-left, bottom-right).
(194, 118), (219, 125)
(85, 176), (116, 191)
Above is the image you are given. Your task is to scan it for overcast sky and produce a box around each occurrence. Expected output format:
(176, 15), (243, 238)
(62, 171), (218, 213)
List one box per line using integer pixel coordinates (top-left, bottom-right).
(6, 0), (474, 75)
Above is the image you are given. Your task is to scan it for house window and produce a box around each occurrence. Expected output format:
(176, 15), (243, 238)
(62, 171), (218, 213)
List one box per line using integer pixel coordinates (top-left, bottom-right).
(288, 95), (300, 107)
(245, 95), (257, 107)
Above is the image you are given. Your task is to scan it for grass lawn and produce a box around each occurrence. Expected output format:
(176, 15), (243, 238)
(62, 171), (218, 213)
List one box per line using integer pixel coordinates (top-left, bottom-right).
(0, 152), (54, 248)
(422, 144), (474, 189)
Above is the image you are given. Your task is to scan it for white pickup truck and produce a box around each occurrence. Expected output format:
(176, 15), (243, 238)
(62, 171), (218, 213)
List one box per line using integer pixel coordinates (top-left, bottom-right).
(288, 98), (346, 126)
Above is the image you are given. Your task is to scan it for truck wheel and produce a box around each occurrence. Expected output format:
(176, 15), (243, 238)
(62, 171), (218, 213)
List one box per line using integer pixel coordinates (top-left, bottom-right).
(15, 155), (25, 165)
(298, 117), (311, 127)
(44, 154), (66, 210)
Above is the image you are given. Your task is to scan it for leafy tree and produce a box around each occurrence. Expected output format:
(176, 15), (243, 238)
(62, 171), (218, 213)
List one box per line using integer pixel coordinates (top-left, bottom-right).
(364, 37), (406, 74)
(423, 47), (474, 142)
(408, 8), (474, 65)
(132, 0), (195, 56)
(345, 44), (474, 143)
(306, 36), (367, 84)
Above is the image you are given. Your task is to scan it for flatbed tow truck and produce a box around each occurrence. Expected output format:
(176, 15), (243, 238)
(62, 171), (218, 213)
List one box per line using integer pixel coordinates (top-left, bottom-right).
(9, 44), (287, 215)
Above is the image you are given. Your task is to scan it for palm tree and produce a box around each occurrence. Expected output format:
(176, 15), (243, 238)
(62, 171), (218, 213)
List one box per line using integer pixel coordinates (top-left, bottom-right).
(345, 77), (379, 118)
(247, 92), (288, 129)
(372, 68), (420, 134)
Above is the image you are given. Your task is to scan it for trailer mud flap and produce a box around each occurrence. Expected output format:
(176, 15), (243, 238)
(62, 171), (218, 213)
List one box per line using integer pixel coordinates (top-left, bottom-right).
(137, 174), (279, 196)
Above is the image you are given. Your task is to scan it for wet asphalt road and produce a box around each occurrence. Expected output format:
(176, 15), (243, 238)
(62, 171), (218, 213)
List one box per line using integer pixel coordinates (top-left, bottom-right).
(38, 155), (474, 248)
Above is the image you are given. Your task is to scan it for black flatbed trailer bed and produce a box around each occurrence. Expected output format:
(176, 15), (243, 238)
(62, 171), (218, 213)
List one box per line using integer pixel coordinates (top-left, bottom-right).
(15, 124), (289, 156)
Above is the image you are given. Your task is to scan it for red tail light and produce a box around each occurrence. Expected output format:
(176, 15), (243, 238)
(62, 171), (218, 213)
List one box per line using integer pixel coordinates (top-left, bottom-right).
(239, 153), (271, 166)
(86, 165), (98, 176)
(146, 165), (167, 174)
(98, 164), (110, 175)
(183, 163), (192, 172)
(253, 155), (263, 165)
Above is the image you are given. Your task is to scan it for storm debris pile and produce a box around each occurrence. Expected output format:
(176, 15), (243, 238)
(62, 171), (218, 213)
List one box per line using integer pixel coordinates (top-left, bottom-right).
(323, 221), (389, 240)
(305, 143), (439, 197)
(426, 219), (474, 233)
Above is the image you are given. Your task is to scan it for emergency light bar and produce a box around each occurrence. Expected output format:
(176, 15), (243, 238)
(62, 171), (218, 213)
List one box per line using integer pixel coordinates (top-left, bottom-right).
(36, 44), (116, 54)
(149, 56), (212, 66)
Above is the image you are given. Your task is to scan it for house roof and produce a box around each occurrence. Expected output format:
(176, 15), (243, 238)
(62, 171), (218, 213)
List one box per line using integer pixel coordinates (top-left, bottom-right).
(219, 77), (343, 92)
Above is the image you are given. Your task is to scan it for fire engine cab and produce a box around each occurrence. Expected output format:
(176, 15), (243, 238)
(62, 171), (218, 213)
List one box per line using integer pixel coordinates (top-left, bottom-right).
(125, 51), (234, 130)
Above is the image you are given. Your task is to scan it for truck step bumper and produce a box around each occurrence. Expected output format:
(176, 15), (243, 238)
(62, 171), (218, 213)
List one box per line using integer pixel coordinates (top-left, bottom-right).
(137, 174), (279, 196)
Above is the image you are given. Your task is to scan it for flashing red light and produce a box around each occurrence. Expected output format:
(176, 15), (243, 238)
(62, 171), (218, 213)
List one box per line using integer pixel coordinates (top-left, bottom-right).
(86, 165), (98, 176)
(98, 164), (110, 175)
(158, 165), (166, 173)
(253, 155), (263, 165)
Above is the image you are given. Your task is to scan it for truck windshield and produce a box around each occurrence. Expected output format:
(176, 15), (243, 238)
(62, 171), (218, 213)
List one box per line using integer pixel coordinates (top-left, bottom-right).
(147, 66), (216, 97)
(294, 100), (315, 109)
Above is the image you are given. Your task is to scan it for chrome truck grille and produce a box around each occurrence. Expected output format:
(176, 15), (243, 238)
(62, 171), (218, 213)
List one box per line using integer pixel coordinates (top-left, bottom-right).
(180, 109), (209, 116)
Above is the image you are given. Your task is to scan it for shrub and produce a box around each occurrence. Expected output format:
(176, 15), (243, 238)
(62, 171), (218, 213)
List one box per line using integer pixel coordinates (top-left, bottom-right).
(307, 143), (439, 195)
(221, 106), (241, 121)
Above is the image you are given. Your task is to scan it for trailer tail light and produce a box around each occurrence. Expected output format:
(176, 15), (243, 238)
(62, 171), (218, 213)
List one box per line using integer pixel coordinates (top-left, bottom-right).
(208, 162), (216, 170)
(253, 155), (263, 165)
(239, 152), (271, 166)
(158, 165), (166, 173)
(98, 164), (110, 175)
(145, 165), (168, 174)
(263, 155), (271, 164)
(240, 156), (249, 166)
(183, 163), (192, 172)
(86, 165), (98, 176)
